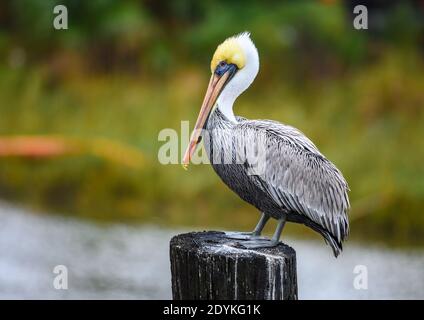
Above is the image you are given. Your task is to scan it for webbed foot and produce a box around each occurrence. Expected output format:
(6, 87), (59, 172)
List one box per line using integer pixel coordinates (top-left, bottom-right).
(238, 238), (280, 249)
(224, 231), (266, 241)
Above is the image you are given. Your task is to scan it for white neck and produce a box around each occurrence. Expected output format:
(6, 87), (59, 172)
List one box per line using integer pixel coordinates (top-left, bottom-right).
(215, 98), (237, 123)
(216, 34), (259, 123)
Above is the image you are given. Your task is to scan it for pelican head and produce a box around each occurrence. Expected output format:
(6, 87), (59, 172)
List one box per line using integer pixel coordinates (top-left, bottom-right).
(183, 32), (259, 168)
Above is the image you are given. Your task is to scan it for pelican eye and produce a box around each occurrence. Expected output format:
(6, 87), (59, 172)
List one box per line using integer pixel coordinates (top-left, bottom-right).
(215, 61), (238, 77)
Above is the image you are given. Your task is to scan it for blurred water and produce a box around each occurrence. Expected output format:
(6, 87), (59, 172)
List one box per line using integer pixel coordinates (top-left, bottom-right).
(0, 202), (423, 299)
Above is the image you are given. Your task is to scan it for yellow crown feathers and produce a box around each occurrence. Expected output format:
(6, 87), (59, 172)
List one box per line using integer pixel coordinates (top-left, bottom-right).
(210, 36), (246, 72)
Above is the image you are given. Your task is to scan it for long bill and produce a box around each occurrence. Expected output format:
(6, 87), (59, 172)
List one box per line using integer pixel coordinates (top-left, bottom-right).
(182, 71), (231, 169)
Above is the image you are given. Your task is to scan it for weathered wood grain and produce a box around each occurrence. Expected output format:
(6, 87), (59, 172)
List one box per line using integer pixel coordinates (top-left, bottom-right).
(170, 231), (297, 300)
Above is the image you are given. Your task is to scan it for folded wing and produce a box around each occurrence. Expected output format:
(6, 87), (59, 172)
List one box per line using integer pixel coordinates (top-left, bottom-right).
(235, 119), (350, 245)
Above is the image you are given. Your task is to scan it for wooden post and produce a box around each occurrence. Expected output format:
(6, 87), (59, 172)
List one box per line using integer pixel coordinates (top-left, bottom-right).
(170, 231), (298, 300)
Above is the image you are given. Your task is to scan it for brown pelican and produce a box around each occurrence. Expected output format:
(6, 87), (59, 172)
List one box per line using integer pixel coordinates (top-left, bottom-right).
(182, 32), (350, 257)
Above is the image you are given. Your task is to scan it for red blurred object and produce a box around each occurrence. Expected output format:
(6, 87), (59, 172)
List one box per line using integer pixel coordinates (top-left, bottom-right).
(0, 136), (73, 158)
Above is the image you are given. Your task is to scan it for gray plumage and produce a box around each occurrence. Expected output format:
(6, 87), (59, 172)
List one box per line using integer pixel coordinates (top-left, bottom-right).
(204, 108), (350, 257)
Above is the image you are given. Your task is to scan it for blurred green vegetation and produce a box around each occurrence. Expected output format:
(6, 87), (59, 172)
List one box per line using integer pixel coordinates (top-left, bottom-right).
(0, 0), (423, 246)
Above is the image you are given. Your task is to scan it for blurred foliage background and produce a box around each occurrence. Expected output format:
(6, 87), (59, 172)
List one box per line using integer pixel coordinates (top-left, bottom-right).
(0, 0), (423, 246)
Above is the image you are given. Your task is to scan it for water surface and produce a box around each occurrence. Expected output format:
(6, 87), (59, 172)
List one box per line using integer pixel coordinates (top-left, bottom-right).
(0, 203), (423, 299)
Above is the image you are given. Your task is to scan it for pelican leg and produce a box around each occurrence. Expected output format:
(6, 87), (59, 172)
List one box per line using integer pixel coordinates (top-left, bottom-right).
(252, 212), (270, 236)
(239, 215), (287, 249)
(225, 213), (270, 240)
(270, 215), (287, 243)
